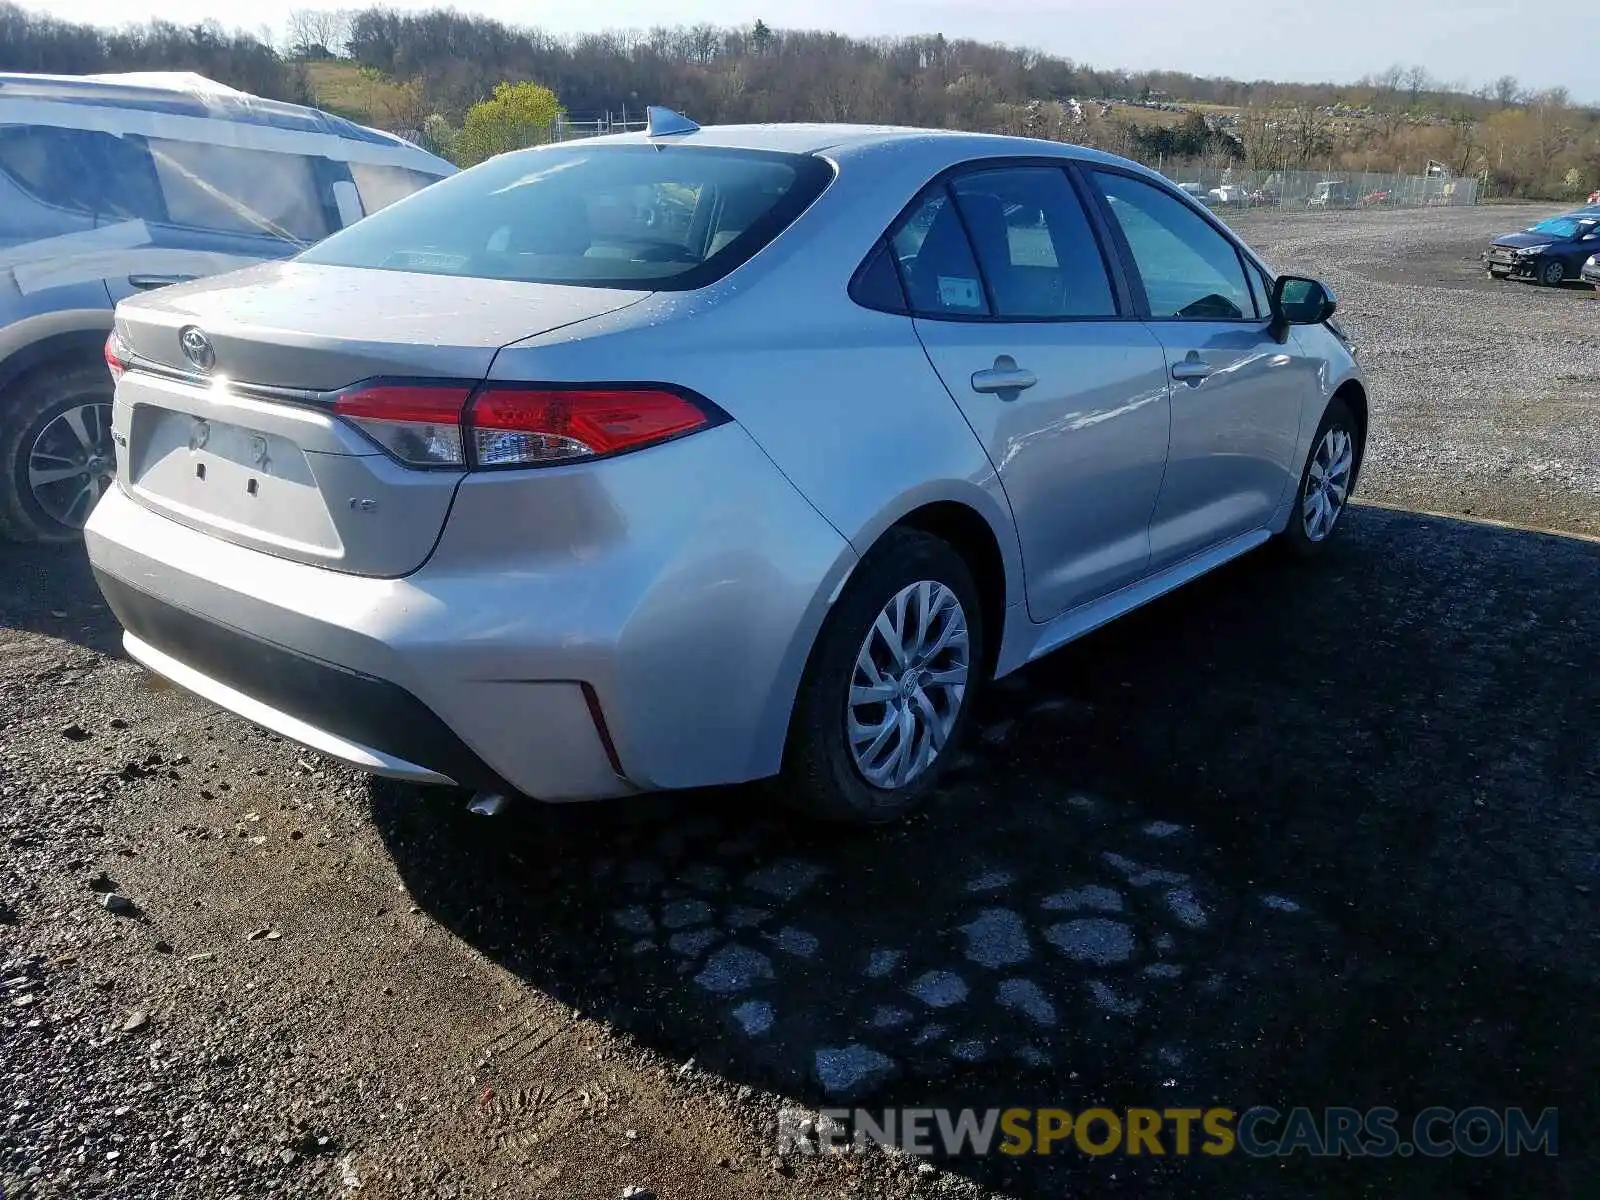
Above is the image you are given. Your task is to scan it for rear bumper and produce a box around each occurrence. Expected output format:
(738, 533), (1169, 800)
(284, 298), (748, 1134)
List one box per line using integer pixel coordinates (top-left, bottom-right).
(99, 571), (495, 789)
(85, 422), (856, 800)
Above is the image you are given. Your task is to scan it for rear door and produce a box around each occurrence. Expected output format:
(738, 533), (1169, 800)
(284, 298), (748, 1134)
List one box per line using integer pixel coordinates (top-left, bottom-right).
(1086, 167), (1310, 572)
(902, 163), (1173, 622)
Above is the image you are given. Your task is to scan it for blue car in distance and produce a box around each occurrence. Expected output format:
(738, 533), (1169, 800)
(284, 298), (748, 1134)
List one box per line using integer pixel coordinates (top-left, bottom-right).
(1483, 212), (1600, 287)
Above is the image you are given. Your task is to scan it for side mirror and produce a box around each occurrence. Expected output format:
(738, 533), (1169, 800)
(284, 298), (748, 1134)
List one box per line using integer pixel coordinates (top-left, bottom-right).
(1270, 275), (1337, 342)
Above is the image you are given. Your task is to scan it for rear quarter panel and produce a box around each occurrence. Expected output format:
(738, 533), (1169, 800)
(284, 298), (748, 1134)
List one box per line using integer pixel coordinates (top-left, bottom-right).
(489, 139), (1026, 610)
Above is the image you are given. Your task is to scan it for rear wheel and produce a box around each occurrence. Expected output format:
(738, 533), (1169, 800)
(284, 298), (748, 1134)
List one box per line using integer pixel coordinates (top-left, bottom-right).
(0, 362), (117, 543)
(1539, 259), (1566, 287)
(776, 529), (984, 824)
(1279, 397), (1359, 559)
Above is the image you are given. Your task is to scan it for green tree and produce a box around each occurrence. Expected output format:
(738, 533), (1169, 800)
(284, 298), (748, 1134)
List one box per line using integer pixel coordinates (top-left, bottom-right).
(453, 80), (563, 167)
(752, 19), (772, 55)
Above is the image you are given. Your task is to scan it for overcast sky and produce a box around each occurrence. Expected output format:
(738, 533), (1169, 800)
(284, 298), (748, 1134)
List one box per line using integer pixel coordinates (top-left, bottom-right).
(41, 0), (1593, 100)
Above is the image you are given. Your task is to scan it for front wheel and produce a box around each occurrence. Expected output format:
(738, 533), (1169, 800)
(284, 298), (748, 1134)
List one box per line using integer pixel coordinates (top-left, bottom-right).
(1279, 397), (1360, 559)
(0, 362), (117, 543)
(776, 529), (984, 824)
(1539, 260), (1566, 287)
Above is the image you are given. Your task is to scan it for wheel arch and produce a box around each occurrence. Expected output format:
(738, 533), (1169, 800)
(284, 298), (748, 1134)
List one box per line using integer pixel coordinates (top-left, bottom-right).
(0, 322), (114, 405)
(1329, 375), (1369, 485)
(891, 499), (1009, 684)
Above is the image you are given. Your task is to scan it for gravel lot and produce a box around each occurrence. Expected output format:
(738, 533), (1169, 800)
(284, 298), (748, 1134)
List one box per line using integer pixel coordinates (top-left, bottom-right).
(3, 205), (1597, 1199)
(1229, 204), (1600, 536)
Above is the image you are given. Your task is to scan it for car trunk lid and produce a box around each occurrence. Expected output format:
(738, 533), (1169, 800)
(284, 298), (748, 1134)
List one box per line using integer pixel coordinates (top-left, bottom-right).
(110, 262), (649, 577)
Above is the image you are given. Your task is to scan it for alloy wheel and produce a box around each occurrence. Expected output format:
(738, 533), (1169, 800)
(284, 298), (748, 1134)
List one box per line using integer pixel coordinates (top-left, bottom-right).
(1302, 426), (1354, 543)
(846, 580), (971, 789)
(28, 402), (115, 529)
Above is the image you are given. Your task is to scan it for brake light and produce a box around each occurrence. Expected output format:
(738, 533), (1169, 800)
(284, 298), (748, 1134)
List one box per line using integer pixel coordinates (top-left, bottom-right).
(469, 387), (712, 467)
(334, 384), (471, 467)
(104, 331), (127, 383)
(332, 381), (719, 470)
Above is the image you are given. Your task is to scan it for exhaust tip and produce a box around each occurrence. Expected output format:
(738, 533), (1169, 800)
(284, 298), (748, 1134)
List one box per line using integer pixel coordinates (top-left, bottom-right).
(466, 791), (511, 817)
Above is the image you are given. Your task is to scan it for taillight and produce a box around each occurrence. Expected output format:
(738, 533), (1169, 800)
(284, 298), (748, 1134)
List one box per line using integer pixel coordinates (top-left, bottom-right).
(334, 384), (471, 467)
(469, 387), (713, 468)
(332, 381), (720, 470)
(104, 331), (127, 384)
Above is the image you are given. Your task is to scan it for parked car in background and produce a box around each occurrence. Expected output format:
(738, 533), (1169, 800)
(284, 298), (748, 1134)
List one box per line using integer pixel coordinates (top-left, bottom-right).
(1176, 181), (1207, 200)
(1308, 181), (1354, 208)
(1483, 214), (1600, 286)
(1207, 183), (1244, 206)
(0, 71), (453, 542)
(85, 114), (1365, 824)
(1360, 189), (1392, 207)
(1582, 253), (1600, 292)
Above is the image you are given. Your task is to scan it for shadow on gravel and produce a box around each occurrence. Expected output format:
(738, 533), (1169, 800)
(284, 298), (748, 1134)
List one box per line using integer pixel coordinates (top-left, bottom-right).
(374, 506), (1599, 1197)
(0, 542), (122, 656)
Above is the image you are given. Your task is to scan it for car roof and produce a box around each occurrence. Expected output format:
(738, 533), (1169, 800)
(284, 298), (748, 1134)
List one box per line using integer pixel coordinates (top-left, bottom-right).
(0, 71), (429, 156)
(578, 121), (1142, 170)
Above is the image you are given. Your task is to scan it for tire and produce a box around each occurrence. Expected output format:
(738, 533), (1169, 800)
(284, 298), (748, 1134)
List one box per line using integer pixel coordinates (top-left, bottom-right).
(776, 528), (985, 824)
(1539, 260), (1566, 287)
(0, 360), (117, 544)
(1279, 396), (1360, 560)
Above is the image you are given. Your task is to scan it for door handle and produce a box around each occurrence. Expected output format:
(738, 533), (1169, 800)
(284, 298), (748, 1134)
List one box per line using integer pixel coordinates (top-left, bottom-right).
(127, 273), (197, 290)
(1170, 355), (1213, 384)
(971, 357), (1038, 395)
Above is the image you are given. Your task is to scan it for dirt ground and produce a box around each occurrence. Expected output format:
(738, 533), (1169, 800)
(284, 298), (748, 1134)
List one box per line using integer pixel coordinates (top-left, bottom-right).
(2, 204), (1597, 1200)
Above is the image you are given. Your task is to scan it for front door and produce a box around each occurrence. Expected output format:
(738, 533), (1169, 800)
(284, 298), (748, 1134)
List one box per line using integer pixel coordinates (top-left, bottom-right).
(899, 165), (1172, 621)
(1086, 168), (1311, 571)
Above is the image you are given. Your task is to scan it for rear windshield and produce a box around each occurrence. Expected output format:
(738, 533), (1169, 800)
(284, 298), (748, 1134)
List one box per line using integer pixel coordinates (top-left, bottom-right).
(298, 143), (834, 289)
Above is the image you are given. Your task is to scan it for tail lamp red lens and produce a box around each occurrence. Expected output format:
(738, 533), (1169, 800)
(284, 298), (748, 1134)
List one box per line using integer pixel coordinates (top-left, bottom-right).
(334, 385), (470, 467)
(333, 382), (717, 469)
(104, 331), (127, 383)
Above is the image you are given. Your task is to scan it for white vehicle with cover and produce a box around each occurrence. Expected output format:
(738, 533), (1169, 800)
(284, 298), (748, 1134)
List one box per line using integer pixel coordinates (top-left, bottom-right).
(0, 71), (453, 541)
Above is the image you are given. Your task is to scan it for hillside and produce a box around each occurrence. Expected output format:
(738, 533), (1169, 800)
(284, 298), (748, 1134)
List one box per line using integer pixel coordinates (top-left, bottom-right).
(2, 2), (1596, 199)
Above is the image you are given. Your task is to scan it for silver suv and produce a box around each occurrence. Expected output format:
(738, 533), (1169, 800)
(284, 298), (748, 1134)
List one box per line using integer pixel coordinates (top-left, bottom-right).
(0, 71), (452, 542)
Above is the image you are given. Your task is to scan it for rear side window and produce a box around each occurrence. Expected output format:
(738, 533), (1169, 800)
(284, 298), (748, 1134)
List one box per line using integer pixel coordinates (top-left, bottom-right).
(299, 144), (835, 290)
(350, 162), (443, 216)
(949, 167), (1116, 318)
(147, 139), (332, 244)
(890, 187), (990, 317)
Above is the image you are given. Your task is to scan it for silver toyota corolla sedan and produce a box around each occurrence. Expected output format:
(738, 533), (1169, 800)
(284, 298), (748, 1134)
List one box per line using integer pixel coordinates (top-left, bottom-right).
(85, 113), (1366, 823)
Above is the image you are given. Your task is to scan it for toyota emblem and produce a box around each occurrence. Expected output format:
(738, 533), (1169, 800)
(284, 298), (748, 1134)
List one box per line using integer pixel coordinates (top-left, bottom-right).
(179, 326), (215, 372)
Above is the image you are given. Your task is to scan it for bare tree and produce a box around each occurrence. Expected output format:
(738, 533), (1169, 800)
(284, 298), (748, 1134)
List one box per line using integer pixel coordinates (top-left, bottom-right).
(1402, 65), (1430, 106)
(1239, 107), (1287, 170)
(1286, 104), (1331, 168)
(284, 8), (349, 59)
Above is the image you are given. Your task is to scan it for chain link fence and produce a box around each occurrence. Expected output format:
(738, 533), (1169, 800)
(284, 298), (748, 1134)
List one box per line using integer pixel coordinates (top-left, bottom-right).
(1152, 165), (1480, 209)
(540, 118), (1481, 211)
